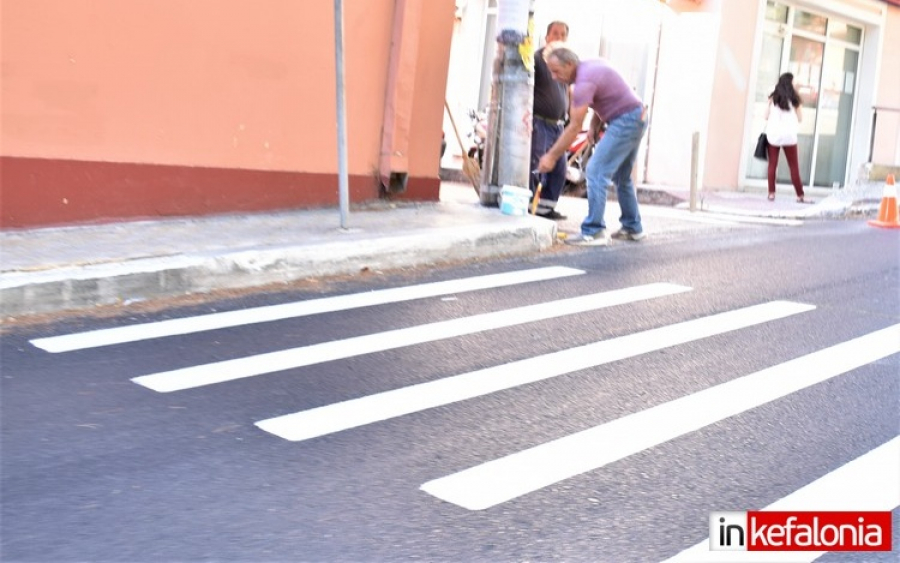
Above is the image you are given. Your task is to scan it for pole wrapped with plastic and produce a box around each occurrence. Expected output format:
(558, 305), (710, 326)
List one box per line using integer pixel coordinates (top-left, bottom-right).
(480, 0), (534, 206)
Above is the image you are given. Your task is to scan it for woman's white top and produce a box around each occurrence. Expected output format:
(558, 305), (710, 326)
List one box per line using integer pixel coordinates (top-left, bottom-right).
(765, 100), (800, 147)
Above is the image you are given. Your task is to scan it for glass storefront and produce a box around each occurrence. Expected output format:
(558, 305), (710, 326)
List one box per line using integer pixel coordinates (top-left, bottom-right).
(748, 1), (863, 189)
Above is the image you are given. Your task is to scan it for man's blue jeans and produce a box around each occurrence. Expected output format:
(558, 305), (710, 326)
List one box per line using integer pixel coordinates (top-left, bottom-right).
(582, 106), (647, 236)
(529, 119), (566, 213)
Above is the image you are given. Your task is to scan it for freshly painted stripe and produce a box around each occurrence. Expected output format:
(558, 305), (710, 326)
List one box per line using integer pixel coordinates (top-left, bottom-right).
(132, 283), (692, 393)
(31, 267), (585, 352)
(256, 301), (814, 442)
(663, 436), (900, 562)
(420, 324), (900, 511)
(642, 206), (804, 227)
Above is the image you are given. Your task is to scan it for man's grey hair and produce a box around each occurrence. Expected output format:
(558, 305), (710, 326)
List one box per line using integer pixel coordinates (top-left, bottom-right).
(544, 44), (580, 66)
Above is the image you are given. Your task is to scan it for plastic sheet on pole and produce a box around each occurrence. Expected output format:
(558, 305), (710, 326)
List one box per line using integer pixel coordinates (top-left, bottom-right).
(498, 0), (529, 34)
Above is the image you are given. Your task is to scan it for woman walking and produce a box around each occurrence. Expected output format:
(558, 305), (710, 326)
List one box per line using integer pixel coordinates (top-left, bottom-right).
(764, 73), (809, 202)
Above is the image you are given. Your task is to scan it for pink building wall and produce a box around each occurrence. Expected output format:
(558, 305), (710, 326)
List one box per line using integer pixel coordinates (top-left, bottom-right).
(0, 0), (454, 228)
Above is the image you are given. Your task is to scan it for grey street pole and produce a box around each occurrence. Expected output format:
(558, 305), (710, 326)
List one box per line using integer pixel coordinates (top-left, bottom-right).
(480, 0), (534, 206)
(334, 0), (350, 228)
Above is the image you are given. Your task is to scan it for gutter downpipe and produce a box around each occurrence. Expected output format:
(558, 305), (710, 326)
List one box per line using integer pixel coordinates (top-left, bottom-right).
(378, 0), (422, 197)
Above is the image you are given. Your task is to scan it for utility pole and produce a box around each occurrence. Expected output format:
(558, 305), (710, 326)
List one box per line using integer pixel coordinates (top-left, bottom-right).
(479, 0), (534, 206)
(334, 0), (350, 228)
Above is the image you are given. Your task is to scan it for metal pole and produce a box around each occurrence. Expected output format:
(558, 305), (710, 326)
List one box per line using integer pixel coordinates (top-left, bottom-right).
(479, 49), (503, 205)
(690, 131), (700, 212)
(868, 108), (877, 164)
(334, 0), (350, 228)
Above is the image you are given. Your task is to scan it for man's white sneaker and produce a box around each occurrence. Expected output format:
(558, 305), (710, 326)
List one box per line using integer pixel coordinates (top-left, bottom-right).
(611, 228), (646, 241)
(564, 231), (610, 246)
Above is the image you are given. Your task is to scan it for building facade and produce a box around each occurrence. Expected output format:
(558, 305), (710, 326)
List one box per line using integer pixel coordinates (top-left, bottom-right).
(3, 0), (897, 229)
(445, 0), (900, 195)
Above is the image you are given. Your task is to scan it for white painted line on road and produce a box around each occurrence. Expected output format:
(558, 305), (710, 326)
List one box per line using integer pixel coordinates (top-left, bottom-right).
(420, 324), (900, 511)
(702, 214), (803, 226)
(663, 436), (900, 562)
(256, 301), (814, 442)
(31, 267), (585, 353)
(641, 206), (804, 227)
(132, 282), (692, 393)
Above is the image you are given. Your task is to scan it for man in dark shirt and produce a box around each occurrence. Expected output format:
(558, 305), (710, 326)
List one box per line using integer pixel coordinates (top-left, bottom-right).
(530, 21), (569, 219)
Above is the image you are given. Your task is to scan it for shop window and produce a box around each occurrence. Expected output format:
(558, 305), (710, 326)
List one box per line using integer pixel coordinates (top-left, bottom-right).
(829, 22), (862, 45)
(765, 1), (788, 23)
(793, 10), (827, 35)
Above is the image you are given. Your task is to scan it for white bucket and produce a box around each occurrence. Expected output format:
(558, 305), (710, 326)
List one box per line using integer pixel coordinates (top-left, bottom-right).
(499, 185), (531, 216)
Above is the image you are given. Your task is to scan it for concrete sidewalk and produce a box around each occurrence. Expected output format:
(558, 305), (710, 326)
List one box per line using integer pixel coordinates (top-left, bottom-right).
(0, 181), (873, 319)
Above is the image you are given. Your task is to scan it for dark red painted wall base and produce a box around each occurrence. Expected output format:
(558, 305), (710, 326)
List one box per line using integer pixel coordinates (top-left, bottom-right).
(0, 157), (440, 229)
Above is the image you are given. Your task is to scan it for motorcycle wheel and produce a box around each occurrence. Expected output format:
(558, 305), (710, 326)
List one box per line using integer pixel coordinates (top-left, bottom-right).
(563, 143), (593, 198)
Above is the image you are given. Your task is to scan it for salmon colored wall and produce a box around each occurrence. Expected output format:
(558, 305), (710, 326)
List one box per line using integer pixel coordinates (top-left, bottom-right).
(704, 0), (760, 190)
(0, 0), (454, 227)
(3, 0), (337, 171)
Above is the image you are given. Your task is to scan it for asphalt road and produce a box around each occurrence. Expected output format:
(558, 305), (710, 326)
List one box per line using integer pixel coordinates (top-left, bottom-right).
(2, 218), (899, 562)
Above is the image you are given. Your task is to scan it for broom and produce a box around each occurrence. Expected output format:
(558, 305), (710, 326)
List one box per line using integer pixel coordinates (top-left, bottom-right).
(444, 100), (482, 194)
(531, 178), (542, 215)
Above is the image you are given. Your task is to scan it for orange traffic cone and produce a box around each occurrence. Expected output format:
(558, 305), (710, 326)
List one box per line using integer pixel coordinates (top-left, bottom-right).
(868, 174), (900, 229)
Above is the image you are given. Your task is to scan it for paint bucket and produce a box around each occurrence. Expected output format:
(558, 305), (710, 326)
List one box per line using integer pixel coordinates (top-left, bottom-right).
(499, 185), (531, 216)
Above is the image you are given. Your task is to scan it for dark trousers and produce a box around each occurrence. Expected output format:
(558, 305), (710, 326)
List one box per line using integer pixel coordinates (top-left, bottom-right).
(767, 144), (805, 198)
(529, 119), (567, 213)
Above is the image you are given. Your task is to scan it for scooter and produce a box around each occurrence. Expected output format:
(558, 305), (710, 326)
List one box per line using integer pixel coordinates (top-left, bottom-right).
(466, 108), (488, 166)
(563, 122), (605, 197)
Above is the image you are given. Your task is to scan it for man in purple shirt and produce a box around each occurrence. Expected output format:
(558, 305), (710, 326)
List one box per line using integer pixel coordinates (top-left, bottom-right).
(538, 46), (647, 245)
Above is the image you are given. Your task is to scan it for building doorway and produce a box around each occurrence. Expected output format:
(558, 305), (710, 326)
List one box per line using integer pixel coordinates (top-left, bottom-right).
(747, 1), (863, 189)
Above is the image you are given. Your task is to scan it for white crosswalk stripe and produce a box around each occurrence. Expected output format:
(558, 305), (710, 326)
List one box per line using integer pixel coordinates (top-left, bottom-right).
(131, 282), (692, 393)
(662, 436), (900, 562)
(419, 324), (900, 511)
(255, 300), (815, 442)
(30, 266), (585, 352)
